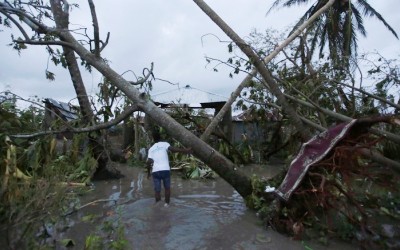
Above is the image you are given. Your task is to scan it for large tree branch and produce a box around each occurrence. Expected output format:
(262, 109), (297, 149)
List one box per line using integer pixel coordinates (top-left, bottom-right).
(284, 94), (400, 144)
(336, 81), (400, 110)
(0, 10), (30, 40)
(0, 2), (48, 32)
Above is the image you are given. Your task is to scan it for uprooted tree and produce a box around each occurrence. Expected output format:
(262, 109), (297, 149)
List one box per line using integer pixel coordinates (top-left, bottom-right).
(1, 0), (400, 247)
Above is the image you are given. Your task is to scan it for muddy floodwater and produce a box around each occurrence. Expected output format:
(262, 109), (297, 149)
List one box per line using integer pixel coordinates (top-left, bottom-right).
(60, 164), (355, 250)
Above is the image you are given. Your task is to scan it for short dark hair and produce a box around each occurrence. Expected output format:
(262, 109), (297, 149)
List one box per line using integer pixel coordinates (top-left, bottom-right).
(153, 131), (161, 142)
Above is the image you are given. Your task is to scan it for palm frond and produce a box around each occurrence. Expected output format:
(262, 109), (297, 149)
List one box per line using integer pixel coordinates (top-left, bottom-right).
(267, 0), (311, 16)
(266, 0), (286, 16)
(342, 13), (358, 61)
(356, 0), (398, 39)
(288, 6), (317, 36)
(309, 20), (324, 56)
(351, 25), (359, 59)
(268, 0), (398, 69)
(351, 5), (366, 37)
(318, 22), (328, 57)
(283, 0), (311, 8)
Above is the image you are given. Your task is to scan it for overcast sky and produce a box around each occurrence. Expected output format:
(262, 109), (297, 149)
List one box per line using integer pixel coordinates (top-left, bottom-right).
(0, 0), (399, 107)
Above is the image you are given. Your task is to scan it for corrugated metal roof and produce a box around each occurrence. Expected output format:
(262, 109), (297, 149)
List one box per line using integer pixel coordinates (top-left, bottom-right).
(151, 85), (228, 106)
(44, 98), (79, 121)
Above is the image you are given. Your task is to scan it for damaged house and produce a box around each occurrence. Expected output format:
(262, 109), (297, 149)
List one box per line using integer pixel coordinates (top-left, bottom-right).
(42, 98), (79, 139)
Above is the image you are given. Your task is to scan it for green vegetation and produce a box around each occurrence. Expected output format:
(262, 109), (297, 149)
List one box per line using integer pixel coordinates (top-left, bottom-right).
(84, 208), (129, 250)
(0, 95), (98, 249)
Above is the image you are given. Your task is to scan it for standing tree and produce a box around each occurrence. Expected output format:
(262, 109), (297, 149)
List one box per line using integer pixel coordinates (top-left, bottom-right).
(50, 0), (123, 179)
(268, 0), (398, 68)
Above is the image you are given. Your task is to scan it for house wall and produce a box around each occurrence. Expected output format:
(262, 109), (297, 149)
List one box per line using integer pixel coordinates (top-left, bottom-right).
(232, 121), (265, 144)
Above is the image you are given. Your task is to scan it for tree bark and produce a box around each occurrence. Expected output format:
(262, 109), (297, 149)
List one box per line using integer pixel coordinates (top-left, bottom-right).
(134, 114), (140, 159)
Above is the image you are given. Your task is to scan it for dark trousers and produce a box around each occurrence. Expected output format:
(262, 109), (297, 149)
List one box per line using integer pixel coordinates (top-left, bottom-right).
(152, 170), (171, 203)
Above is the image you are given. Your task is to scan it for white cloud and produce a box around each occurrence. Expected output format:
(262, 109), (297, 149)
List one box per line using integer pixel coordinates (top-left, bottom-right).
(0, 0), (399, 107)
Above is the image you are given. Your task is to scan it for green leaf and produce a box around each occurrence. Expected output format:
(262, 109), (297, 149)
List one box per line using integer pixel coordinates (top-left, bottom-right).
(82, 214), (96, 222)
(60, 55), (67, 68)
(228, 43), (233, 53)
(45, 70), (55, 81)
(85, 235), (102, 249)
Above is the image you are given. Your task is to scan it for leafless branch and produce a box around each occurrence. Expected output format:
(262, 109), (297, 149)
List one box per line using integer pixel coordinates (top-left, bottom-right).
(22, 3), (52, 11)
(14, 39), (74, 48)
(154, 78), (180, 86)
(88, 0), (100, 57)
(204, 56), (257, 79)
(200, 33), (232, 47)
(100, 32), (110, 52)
(63, 198), (117, 216)
(127, 62), (154, 85)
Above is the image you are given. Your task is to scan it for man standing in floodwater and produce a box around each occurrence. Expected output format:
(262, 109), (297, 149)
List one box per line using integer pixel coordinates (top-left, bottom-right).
(146, 132), (191, 206)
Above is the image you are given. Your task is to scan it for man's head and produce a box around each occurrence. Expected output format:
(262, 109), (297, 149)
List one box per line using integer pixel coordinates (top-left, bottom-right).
(153, 131), (161, 142)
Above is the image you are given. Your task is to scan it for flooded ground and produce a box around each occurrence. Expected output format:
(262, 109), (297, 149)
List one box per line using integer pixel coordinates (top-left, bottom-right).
(59, 164), (355, 250)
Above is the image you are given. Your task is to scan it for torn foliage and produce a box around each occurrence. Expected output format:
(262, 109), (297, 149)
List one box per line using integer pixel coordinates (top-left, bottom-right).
(253, 116), (400, 247)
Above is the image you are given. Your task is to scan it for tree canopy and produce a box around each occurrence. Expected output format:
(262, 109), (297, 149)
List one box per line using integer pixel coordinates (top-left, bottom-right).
(268, 0), (399, 68)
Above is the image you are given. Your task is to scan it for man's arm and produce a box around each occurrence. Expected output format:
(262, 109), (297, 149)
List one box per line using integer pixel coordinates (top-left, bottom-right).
(146, 158), (154, 179)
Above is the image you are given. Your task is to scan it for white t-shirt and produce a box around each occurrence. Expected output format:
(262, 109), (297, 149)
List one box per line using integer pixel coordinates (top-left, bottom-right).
(147, 142), (171, 172)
